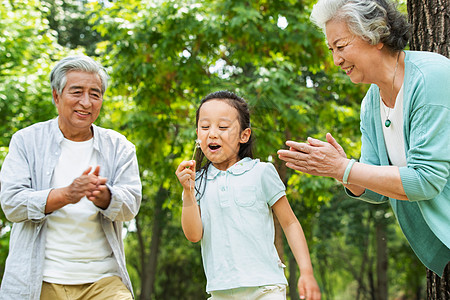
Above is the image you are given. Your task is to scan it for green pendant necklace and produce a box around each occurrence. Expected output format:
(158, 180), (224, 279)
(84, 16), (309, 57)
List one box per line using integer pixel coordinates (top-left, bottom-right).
(385, 113), (392, 127)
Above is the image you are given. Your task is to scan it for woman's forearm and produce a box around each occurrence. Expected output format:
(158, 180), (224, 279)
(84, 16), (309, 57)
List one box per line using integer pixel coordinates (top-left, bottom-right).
(345, 162), (408, 200)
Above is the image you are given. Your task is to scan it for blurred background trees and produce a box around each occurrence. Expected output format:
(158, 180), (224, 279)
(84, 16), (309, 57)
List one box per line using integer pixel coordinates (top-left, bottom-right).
(1, 0), (443, 299)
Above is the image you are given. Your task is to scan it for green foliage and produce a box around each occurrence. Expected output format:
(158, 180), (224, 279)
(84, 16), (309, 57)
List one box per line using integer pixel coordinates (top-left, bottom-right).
(0, 0), (427, 298)
(313, 190), (424, 299)
(41, 0), (105, 56)
(0, 0), (76, 145)
(0, 148), (9, 280)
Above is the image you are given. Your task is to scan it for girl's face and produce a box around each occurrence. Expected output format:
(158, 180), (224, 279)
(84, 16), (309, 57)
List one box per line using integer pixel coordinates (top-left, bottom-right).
(326, 19), (382, 84)
(196, 99), (251, 171)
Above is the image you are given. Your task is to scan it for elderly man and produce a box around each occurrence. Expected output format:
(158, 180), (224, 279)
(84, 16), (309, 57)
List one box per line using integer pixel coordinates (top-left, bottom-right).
(0, 56), (142, 299)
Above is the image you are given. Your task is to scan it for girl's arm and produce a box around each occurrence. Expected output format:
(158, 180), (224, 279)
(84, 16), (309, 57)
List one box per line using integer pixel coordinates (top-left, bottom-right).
(272, 196), (321, 300)
(176, 160), (203, 242)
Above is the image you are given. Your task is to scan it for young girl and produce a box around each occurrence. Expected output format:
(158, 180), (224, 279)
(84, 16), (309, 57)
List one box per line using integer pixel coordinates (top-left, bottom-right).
(176, 91), (321, 300)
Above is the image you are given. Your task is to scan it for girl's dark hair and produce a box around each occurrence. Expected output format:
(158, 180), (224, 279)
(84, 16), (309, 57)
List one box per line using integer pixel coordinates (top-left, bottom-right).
(194, 90), (254, 200)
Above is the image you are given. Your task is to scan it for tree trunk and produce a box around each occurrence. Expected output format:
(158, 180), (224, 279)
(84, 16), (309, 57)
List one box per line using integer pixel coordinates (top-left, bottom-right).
(273, 214), (284, 264)
(139, 187), (168, 300)
(274, 152), (288, 296)
(427, 263), (450, 300)
(288, 254), (299, 300)
(407, 1), (450, 298)
(375, 221), (388, 300)
(407, 0), (450, 58)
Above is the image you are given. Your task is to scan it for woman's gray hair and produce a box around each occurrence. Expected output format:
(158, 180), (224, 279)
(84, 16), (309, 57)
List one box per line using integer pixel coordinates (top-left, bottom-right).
(310, 0), (411, 51)
(50, 55), (109, 102)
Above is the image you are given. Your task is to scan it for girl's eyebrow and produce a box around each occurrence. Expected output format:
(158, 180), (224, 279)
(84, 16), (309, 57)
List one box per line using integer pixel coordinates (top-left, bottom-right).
(199, 117), (234, 122)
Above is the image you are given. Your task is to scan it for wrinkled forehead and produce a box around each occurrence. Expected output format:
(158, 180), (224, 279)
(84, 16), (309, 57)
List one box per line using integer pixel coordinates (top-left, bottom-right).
(63, 71), (103, 90)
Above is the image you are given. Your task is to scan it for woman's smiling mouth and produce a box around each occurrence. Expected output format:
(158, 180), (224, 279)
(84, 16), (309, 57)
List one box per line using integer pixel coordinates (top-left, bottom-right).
(344, 66), (354, 75)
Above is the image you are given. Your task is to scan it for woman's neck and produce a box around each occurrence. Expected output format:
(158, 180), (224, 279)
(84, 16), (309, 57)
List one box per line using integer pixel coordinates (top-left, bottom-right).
(378, 51), (404, 108)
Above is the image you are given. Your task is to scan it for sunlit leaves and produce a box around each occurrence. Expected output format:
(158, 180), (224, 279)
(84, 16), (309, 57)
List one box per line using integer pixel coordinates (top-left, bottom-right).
(0, 0), (74, 143)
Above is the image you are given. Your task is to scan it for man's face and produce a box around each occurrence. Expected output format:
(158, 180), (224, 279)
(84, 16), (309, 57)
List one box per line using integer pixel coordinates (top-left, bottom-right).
(53, 71), (103, 141)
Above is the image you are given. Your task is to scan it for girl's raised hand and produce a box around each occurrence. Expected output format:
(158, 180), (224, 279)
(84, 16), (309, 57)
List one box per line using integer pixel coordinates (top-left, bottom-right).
(175, 160), (196, 190)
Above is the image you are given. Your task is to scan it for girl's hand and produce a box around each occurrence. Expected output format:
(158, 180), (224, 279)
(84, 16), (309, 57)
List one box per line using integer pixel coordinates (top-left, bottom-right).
(298, 274), (321, 300)
(175, 160), (196, 190)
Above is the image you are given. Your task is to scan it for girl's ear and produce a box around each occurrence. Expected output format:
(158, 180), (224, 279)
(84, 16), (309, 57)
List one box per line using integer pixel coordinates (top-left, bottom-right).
(240, 128), (251, 144)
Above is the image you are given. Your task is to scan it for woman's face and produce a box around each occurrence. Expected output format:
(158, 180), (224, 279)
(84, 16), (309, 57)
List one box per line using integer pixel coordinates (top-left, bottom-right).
(326, 19), (381, 84)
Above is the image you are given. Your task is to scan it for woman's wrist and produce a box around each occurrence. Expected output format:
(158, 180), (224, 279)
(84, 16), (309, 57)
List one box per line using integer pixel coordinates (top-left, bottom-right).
(342, 159), (356, 184)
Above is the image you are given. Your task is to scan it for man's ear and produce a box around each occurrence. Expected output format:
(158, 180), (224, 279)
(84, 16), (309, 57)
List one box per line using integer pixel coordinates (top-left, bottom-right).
(52, 90), (60, 105)
(240, 128), (251, 143)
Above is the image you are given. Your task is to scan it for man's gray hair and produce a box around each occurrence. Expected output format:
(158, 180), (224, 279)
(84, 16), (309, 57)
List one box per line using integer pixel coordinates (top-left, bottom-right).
(50, 55), (109, 103)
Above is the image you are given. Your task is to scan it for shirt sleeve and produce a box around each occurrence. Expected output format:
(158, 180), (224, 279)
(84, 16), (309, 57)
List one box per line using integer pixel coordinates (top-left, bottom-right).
(400, 104), (450, 201)
(100, 140), (142, 222)
(346, 90), (389, 204)
(0, 132), (50, 223)
(260, 163), (286, 207)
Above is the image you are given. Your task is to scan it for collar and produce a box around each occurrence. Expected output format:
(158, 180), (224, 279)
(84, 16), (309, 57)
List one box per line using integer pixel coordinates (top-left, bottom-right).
(51, 117), (100, 151)
(206, 157), (259, 180)
(51, 117), (64, 144)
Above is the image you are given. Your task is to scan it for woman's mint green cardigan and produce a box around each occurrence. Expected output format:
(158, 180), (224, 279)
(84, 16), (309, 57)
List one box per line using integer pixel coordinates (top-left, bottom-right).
(347, 51), (450, 276)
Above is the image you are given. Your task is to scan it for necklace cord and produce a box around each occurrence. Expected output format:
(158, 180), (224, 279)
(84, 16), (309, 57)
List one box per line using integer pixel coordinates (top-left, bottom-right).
(384, 51), (401, 127)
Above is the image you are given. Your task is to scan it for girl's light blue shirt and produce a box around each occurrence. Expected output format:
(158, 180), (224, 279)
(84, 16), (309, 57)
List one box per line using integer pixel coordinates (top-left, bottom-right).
(196, 157), (288, 293)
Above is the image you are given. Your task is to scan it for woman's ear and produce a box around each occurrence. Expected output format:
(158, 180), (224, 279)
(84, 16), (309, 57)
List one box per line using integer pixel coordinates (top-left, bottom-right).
(240, 128), (251, 143)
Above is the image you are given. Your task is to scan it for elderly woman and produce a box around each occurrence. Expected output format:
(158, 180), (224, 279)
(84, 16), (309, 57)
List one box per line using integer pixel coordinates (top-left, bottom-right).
(278, 0), (450, 278)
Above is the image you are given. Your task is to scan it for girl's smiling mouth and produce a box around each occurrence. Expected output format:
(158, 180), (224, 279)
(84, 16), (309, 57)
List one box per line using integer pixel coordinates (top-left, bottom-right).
(208, 144), (221, 152)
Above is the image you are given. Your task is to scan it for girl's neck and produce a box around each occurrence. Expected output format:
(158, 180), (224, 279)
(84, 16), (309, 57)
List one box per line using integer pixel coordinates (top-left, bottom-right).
(212, 156), (241, 171)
